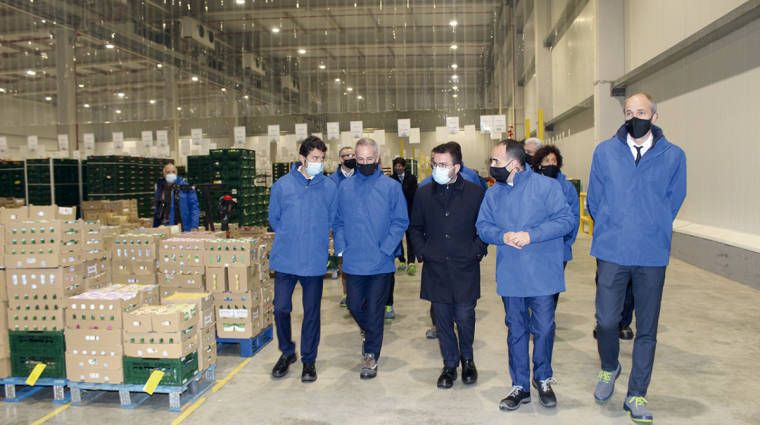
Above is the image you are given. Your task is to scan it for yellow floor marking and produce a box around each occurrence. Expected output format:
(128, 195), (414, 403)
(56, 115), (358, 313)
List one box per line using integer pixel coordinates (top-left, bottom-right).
(30, 403), (70, 425)
(171, 397), (207, 425)
(211, 357), (252, 393)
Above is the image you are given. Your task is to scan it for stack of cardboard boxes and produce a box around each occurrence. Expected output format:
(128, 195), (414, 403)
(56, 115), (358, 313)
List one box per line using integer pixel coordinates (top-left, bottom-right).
(205, 238), (272, 339)
(162, 292), (216, 371)
(0, 269), (9, 377)
(82, 221), (111, 291)
(81, 200), (139, 225)
(65, 284), (158, 383)
(157, 238), (205, 299)
(111, 234), (161, 285)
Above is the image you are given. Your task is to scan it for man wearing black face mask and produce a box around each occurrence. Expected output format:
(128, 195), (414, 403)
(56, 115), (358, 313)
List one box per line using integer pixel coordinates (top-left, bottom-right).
(329, 146), (357, 308)
(587, 93), (686, 423)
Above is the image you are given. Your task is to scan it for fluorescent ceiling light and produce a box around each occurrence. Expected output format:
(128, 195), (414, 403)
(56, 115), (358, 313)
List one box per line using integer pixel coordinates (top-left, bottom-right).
(450, 20), (458, 27)
(115, 109), (122, 114)
(450, 44), (458, 50)
(319, 64), (326, 70)
(347, 87), (353, 92)
(26, 69), (36, 76)
(451, 74), (458, 80)
(149, 99), (156, 104)
(116, 92), (125, 98)
(451, 63), (458, 69)
(271, 27), (280, 33)
(298, 48), (306, 55)
(83, 103), (90, 108)
(105, 43), (114, 49)
(45, 96), (52, 101)
(191, 76), (199, 81)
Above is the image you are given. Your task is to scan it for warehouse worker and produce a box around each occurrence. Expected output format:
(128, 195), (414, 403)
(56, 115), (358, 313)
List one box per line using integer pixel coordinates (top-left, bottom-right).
(333, 137), (408, 380)
(268, 136), (338, 383)
(476, 139), (574, 412)
(524, 137), (543, 169)
(153, 163), (200, 231)
(588, 93), (686, 423)
(409, 142), (487, 389)
(329, 146), (357, 309)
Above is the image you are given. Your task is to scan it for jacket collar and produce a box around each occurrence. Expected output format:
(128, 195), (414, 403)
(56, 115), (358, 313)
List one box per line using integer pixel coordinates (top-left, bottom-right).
(290, 164), (324, 185)
(433, 173), (464, 194)
(356, 165), (383, 181)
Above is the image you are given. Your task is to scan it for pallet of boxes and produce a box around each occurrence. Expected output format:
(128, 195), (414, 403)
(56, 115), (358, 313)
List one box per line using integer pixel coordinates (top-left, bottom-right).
(206, 237), (273, 357)
(81, 200), (140, 227)
(0, 205), (83, 402)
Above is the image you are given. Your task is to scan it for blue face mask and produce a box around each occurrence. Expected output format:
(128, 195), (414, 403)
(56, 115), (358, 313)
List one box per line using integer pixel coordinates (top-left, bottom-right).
(432, 166), (453, 185)
(305, 161), (323, 176)
(165, 173), (177, 184)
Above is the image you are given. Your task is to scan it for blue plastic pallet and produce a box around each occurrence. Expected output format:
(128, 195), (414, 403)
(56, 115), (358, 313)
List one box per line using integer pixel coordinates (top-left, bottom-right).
(68, 365), (215, 412)
(216, 325), (273, 357)
(0, 377), (70, 404)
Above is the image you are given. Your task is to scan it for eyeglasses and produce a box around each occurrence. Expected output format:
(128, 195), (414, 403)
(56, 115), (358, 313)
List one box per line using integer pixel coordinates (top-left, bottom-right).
(340, 153), (356, 159)
(431, 161), (453, 169)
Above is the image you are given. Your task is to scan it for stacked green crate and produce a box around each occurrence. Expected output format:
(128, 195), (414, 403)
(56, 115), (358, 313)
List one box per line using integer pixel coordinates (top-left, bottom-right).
(53, 159), (81, 207)
(272, 162), (290, 183)
(86, 156), (172, 218)
(0, 160), (26, 198)
(186, 155), (211, 185)
(123, 352), (198, 386)
(9, 331), (67, 379)
(210, 149), (259, 226)
(26, 159), (52, 205)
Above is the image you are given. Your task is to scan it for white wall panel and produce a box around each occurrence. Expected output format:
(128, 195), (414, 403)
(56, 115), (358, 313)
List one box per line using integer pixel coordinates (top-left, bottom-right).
(551, 1), (594, 115)
(523, 75), (539, 131)
(624, 0), (745, 71)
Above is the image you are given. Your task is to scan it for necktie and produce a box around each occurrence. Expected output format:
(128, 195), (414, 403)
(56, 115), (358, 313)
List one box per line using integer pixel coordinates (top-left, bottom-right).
(634, 146), (643, 166)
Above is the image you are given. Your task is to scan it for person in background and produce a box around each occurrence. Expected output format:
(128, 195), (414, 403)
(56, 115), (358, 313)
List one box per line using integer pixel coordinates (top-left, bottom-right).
(477, 139), (574, 412)
(587, 93), (686, 423)
(409, 142), (487, 389)
(153, 163), (200, 231)
(329, 146), (357, 309)
(418, 141), (486, 339)
(333, 137), (409, 380)
(268, 136), (338, 383)
(524, 137), (544, 169)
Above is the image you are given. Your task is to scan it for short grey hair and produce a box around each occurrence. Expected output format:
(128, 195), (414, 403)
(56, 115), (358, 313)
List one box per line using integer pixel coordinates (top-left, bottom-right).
(625, 93), (658, 114)
(355, 137), (379, 157)
(525, 137), (543, 150)
(338, 146), (353, 156)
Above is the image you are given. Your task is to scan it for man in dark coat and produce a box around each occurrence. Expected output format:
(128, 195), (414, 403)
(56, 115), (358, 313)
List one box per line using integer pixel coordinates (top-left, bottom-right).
(391, 157), (419, 275)
(409, 142), (487, 389)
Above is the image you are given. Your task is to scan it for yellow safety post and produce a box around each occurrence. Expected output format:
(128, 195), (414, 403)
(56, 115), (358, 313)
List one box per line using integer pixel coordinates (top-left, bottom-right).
(538, 109), (544, 141)
(579, 192), (594, 236)
(525, 118), (531, 139)
(399, 139), (404, 159)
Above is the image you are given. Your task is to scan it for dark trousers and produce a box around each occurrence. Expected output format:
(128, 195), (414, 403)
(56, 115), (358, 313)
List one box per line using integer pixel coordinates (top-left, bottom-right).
(346, 273), (392, 359)
(503, 295), (556, 390)
(396, 230), (415, 264)
(273, 272), (324, 363)
(387, 274), (395, 306)
(595, 259), (666, 397)
(432, 301), (477, 368)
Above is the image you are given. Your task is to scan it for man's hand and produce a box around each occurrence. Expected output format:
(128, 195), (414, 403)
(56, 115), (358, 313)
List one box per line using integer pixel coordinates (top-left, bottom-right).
(504, 231), (530, 250)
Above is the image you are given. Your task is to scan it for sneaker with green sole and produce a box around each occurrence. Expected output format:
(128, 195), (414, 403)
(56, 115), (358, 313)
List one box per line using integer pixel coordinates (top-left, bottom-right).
(397, 262), (407, 271)
(594, 363), (621, 402)
(407, 264), (417, 276)
(384, 305), (395, 320)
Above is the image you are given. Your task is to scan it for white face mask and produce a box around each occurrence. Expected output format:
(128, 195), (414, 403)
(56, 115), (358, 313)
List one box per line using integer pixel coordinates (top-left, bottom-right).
(432, 166), (452, 185)
(165, 173), (177, 184)
(305, 161), (324, 176)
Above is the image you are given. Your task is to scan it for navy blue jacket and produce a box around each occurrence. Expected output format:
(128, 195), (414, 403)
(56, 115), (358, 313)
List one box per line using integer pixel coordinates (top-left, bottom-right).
(476, 167), (575, 297)
(268, 166), (338, 276)
(328, 165), (353, 187)
(333, 166), (409, 275)
(419, 163), (486, 189)
(153, 176), (199, 231)
(587, 124), (687, 267)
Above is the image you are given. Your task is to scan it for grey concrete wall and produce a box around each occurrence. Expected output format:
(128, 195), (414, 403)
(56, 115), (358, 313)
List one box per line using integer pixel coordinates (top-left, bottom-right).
(671, 232), (760, 291)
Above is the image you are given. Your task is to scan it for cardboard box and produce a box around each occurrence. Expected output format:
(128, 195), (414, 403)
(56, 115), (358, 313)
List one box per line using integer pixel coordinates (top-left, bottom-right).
(123, 330), (198, 358)
(66, 353), (123, 383)
(0, 302), (8, 353)
(216, 312), (260, 339)
(227, 266), (258, 293)
(0, 206), (28, 223)
(198, 325), (217, 371)
(123, 307), (155, 333)
(7, 304), (65, 331)
(205, 267), (226, 292)
(152, 303), (198, 332)
(6, 266), (85, 300)
(111, 234), (159, 261)
(65, 328), (123, 356)
(204, 239), (254, 267)
(83, 273), (108, 290)
(0, 269), (5, 302)
(215, 292), (259, 338)
(66, 284), (157, 330)
(260, 284), (274, 307)
(111, 272), (157, 286)
(162, 292), (214, 328)
(0, 357), (10, 378)
(29, 205), (77, 221)
(158, 265), (204, 289)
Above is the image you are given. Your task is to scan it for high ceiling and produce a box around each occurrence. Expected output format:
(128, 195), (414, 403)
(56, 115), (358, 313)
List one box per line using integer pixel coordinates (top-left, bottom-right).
(0, 0), (504, 124)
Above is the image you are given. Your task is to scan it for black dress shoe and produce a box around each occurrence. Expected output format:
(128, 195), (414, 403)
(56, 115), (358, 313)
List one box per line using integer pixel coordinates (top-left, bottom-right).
(532, 378), (557, 408)
(593, 326), (598, 339)
(436, 367), (457, 389)
(619, 326), (634, 340)
(461, 359), (478, 385)
(271, 353), (297, 378)
(301, 363), (317, 383)
(499, 387), (531, 411)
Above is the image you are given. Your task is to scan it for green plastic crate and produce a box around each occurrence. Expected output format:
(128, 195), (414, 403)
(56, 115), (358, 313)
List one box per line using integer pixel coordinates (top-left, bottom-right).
(11, 353), (67, 379)
(123, 352), (198, 386)
(9, 331), (66, 356)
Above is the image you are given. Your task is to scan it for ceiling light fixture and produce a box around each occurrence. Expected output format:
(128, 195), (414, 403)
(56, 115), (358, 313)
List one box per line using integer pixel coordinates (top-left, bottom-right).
(334, 78), (341, 82)
(450, 20), (458, 27)
(452, 74), (458, 80)
(191, 76), (199, 81)
(116, 92), (125, 98)
(452, 94), (458, 98)
(347, 87), (353, 92)
(115, 109), (122, 114)
(271, 27), (280, 33)
(244, 95), (249, 99)
(221, 87), (227, 92)
(357, 95), (363, 100)
(26, 69), (36, 76)
(452, 85), (458, 90)
(45, 96), (52, 101)
(319, 64), (326, 70)
(157, 63), (163, 68)
(149, 99), (156, 104)
(450, 44), (458, 50)
(236, 0), (244, 4)
(78, 83), (85, 88)
(83, 103), (90, 108)
(298, 48), (306, 55)
(0, 88), (6, 93)
(177, 106), (182, 111)
(105, 43), (114, 49)
(451, 63), (458, 69)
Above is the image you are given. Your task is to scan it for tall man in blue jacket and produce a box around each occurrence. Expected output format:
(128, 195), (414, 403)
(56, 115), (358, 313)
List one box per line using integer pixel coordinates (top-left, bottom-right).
(333, 137), (409, 380)
(153, 163), (200, 231)
(476, 140), (574, 412)
(588, 93), (686, 423)
(268, 136), (338, 383)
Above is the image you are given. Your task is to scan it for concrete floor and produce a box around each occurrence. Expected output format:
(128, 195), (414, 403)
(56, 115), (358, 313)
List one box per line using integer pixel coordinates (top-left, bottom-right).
(2, 233), (759, 425)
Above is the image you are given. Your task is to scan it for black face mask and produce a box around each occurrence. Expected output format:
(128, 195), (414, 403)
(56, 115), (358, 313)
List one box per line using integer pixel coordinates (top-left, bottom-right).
(358, 163), (378, 177)
(394, 168), (404, 176)
(525, 154), (534, 167)
(343, 159), (357, 169)
(490, 166), (510, 183)
(626, 117), (652, 139)
(539, 165), (560, 179)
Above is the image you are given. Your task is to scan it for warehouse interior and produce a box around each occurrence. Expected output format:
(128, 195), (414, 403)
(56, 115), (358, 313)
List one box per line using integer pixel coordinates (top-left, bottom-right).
(0, 0), (758, 424)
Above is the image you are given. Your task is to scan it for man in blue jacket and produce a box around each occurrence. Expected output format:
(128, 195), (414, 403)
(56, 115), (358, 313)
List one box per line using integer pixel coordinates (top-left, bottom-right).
(476, 139), (574, 412)
(153, 163), (200, 231)
(333, 137), (409, 380)
(268, 136), (338, 383)
(588, 93), (686, 423)
(328, 146), (357, 308)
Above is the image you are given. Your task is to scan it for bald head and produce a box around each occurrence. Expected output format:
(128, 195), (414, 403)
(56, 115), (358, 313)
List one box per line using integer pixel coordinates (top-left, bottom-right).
(625, 93), (657, 117)
(163, 163), (177, 176)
